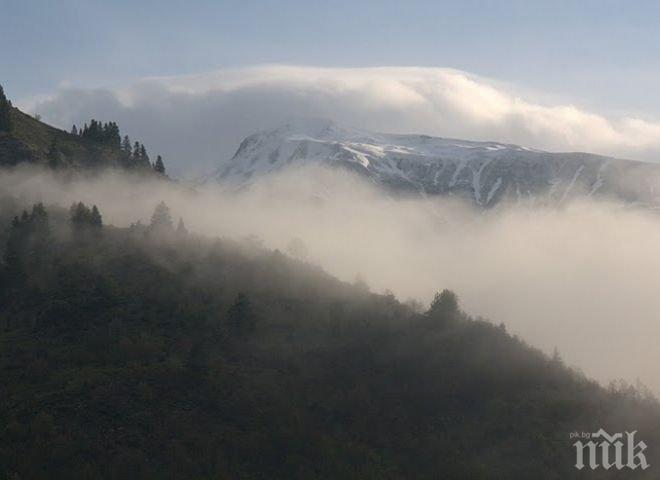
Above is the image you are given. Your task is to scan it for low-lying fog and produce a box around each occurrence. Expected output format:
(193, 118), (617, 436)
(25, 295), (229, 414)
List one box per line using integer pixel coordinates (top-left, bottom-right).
(2, 166), (659, 394)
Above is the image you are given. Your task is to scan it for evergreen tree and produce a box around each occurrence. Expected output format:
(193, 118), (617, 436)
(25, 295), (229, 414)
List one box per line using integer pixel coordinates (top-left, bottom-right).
(140, 144), (149, 165)
(427, 289), (459, 323)
(121, 136), (132, 157)
(105, 121), (120, 148)
(149, 201), (173, 231)
(70, 202), (101, 230)
(91, 205), (103, 228)
(70, 202), (90, 228)
(30, 203), (49, 234)
(133, 141), (142, 163)
(176, 218), (188, 235)
(26, 203), (50, 264)
(154, 155), (166, 175)
(0, 84), (12, 133)
(71, 125), (78, 136)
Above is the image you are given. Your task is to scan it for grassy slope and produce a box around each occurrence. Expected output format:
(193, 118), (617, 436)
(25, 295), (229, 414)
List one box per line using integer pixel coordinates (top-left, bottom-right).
(0, 108), (122, 168)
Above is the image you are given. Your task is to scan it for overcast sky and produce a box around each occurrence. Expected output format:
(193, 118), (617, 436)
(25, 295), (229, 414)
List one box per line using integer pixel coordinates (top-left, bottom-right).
(3, 0), (660, 175)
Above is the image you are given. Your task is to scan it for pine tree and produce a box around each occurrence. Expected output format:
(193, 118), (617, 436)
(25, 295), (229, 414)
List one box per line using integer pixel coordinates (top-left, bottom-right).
(90, 205), (103, 228)
(122, 135), (132, 155)
(154, 155), (166, 175)
(70, 202), (91, 228)
(427, 289), (459, 323)
(0, 84), (12, 133)
(140, 144), (149, 165)
(133, 141), (142, 163)
(176, 217), (188, 235)
(30, 203), (49, 232)
(27, 203), (50, 263)
(106, 122), (120, 148)
(149, 201), (173, 231)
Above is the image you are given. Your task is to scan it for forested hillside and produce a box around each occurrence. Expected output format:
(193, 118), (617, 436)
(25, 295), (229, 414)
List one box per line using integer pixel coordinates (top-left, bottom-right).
(0, 199), (658, 479)
(0, 85), (167, 175)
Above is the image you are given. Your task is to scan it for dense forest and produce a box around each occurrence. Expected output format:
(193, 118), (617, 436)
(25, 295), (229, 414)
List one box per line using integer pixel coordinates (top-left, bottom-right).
(0, 195), (659, 479)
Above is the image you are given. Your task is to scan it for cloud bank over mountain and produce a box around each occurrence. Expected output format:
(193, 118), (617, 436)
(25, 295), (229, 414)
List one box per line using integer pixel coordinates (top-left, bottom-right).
(25, 65), (660, 176)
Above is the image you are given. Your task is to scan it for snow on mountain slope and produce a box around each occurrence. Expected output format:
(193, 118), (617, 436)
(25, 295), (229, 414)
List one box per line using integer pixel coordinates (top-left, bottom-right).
(209, 119), (660, 206)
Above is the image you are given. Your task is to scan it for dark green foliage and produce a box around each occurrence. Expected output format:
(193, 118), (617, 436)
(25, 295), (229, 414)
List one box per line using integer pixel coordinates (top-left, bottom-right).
(80, 119), (120, 148)
(69, 202), (103, 230)
(0, 84), (12, 133)
(120, 135), (132, 165)
(131, 141), (151, 169)
(140, 144), (149, 165)
(0, 205), (659, 479)
(154, 154), (166, 175)
(1, 203), (49, 288)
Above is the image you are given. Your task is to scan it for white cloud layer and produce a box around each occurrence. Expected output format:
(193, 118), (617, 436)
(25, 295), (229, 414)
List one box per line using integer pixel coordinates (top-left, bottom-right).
(26, 65), (660, 176)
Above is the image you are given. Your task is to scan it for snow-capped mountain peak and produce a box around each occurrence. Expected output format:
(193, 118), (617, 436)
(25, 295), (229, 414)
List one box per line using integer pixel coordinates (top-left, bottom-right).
(210, 119), (660, 206)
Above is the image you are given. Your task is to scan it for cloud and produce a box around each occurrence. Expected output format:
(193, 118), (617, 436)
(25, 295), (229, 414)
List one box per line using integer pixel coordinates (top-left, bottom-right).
(24, 65), (660, 176)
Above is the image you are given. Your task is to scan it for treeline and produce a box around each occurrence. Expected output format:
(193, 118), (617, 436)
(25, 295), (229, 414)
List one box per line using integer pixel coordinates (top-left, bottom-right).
(71, 119), (167, 175)
(73, 119), (120, 147)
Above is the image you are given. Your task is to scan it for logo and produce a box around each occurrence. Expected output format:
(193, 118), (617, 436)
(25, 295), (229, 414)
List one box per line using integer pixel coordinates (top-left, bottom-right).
(571, 429), (649, 470)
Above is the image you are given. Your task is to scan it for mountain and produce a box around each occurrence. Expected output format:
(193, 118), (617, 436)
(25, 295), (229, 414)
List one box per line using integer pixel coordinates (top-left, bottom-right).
(210, 119), (660, 206)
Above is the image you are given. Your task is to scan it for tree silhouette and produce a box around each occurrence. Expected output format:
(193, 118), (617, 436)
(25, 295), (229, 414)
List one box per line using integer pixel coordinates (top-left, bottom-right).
(91, 205), (103, 228)
(140, 144), (149, 167)
(0, 84), (12, 133)
(133, 141), (142, 163)
(150, 201), (173, 231)
(176, 218), (188, 235)
(427, 289), (459, 323)
(70, 202), (103, 230)
(154, 155), (166, 175)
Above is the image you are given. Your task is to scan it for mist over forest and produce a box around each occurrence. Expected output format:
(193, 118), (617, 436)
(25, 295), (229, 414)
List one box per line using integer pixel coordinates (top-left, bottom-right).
(2, 161), (660, 478)
(2, 6), (660, 471)
(2, 164), (660, 396)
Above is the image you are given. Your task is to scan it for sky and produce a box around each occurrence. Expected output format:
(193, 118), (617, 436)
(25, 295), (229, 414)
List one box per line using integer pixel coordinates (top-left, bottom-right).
(2, 0), (660, 174)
